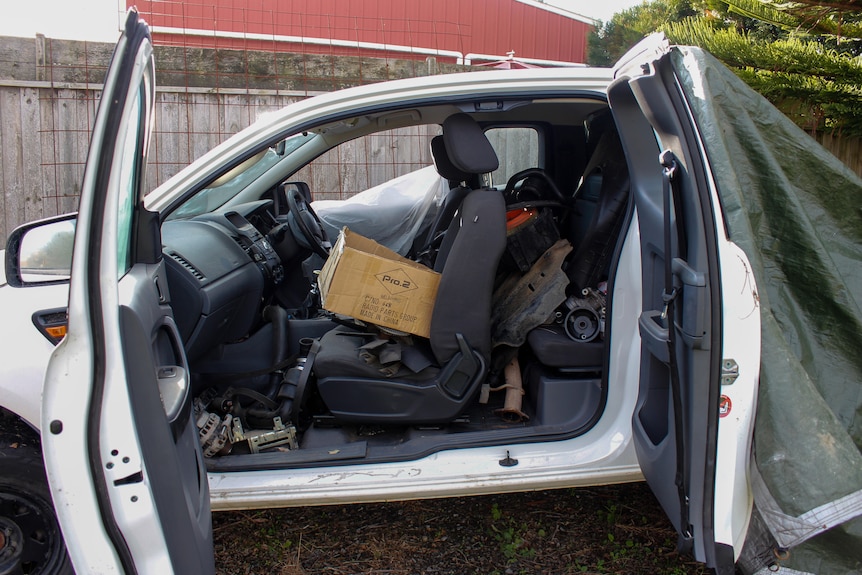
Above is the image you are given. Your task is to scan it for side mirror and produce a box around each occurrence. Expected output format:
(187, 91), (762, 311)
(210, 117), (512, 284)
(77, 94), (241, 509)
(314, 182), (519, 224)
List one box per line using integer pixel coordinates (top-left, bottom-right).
(5, 214), (77, 287)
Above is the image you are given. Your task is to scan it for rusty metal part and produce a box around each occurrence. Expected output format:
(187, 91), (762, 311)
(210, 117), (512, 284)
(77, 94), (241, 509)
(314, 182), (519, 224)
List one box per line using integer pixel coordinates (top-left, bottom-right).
(492, 239), (572, 349)
(493, 357), (529, 422)
(230, 416), (298, 454)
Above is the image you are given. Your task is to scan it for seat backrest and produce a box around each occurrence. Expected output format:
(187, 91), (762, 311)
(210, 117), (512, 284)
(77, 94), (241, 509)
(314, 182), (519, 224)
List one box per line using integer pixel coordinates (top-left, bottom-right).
(566, 125), (630, 294)
(430, 190), (506, 365)
(427, 112), (505, 365)
(431, 113), (501, 272)
(410, 115), (499, 262)
(409, 135), (471, 259)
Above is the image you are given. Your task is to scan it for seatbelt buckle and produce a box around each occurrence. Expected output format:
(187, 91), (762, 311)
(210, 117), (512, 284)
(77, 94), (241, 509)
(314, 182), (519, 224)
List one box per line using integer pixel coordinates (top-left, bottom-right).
(661, 287), (679, 320)
(659, 149), (678, 177)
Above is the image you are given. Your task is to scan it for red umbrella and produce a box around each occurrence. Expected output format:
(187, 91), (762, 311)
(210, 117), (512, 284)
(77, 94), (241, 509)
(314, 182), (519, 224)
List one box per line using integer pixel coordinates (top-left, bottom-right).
(476, 51), (541, 69)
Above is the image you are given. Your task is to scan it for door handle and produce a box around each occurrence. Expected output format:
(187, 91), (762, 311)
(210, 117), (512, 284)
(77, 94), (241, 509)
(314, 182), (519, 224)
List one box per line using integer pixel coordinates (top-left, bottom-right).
(157, 365), (190, 440)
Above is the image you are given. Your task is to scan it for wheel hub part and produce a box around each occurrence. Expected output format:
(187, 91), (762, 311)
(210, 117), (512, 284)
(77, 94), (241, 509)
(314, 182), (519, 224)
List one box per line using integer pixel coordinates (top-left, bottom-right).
(0, 489), (61, 575)
(0, 516), (25, 572)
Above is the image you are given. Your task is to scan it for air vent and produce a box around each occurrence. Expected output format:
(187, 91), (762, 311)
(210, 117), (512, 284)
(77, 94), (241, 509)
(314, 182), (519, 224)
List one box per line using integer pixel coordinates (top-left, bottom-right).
(168, 252), (205, 281)
(231, 235), (251, 255)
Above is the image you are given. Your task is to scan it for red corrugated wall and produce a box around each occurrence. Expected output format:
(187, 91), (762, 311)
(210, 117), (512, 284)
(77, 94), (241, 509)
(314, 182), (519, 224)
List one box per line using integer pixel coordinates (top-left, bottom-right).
(131, 0), (592, 64)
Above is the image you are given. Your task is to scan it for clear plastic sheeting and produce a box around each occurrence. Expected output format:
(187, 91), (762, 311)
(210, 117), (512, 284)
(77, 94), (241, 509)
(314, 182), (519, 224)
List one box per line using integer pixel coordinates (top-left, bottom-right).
(313, 166), (448, 255)
(672, 47), (862, 574)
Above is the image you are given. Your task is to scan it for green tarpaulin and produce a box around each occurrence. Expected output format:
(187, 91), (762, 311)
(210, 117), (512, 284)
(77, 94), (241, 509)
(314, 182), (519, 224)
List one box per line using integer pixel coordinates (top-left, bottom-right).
(672, 47), (862, 574)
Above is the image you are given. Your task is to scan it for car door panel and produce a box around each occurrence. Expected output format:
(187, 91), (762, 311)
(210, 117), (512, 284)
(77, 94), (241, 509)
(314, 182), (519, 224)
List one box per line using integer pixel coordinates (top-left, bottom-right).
(609, 47), (734, 572)
(41, 11), (214, 574)
(118, 267), (212, 572)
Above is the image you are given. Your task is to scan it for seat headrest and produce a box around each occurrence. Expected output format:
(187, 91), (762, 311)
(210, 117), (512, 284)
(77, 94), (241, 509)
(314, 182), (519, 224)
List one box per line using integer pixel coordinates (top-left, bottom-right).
(430, 135), (471, 182)
(442, 113), (499, 175)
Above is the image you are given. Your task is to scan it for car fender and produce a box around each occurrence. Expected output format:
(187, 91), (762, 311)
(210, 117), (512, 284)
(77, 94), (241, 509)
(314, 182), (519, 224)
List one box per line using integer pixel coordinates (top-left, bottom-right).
(0, 256), (69, 430)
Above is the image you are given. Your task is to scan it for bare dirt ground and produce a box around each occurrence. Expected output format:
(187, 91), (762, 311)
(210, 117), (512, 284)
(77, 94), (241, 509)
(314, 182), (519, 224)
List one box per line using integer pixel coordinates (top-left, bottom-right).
(213, 482), (709, 575)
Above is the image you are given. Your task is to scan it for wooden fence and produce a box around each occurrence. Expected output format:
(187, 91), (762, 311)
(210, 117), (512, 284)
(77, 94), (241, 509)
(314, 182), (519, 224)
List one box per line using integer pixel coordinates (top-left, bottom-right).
(816, 133), (862, 178)
(0, 85), (301, 242)
(0, 35), (455, 242)
(2, 34), (861, 244)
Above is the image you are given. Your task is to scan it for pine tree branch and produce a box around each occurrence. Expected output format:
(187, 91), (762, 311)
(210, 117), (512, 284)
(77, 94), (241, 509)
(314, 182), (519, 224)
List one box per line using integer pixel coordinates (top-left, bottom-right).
(664, 17), (862, 133)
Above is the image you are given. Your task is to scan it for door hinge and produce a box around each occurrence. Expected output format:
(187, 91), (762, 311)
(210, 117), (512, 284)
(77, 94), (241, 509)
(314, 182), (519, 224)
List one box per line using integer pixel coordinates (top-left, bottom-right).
(721, 359), (739, 385)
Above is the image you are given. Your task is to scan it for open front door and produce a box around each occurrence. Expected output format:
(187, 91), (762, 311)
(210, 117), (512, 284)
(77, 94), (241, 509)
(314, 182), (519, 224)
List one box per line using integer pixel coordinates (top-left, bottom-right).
(41, 11), (214, 574)
(610, 37), (739, 574)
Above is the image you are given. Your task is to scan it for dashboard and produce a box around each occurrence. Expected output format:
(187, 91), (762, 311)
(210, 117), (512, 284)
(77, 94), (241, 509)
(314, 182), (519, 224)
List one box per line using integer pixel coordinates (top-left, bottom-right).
(160, 200), (289, 362)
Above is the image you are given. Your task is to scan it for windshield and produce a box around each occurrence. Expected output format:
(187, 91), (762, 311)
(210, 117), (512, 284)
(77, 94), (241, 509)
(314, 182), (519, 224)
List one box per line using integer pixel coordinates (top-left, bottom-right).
(166, 132), (314, 220)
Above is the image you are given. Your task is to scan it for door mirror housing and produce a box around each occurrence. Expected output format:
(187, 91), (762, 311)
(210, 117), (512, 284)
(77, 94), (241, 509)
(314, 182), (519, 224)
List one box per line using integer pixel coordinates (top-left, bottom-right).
(5, 213), (77, 287)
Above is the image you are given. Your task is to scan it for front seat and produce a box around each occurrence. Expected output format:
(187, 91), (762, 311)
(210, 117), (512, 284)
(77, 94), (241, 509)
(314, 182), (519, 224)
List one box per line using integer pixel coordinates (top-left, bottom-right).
(408, 134), (472, 263)
(313, 114), (506, 424)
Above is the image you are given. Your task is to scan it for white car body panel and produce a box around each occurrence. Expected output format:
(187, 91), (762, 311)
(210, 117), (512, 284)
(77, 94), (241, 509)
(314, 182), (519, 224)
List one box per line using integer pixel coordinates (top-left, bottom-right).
(42, 14), (214, 572)
(0, 260), (67, 428)
(713, 240), (759, 555)
(40, 29), (140, 573)
(671, 70), (761, 555)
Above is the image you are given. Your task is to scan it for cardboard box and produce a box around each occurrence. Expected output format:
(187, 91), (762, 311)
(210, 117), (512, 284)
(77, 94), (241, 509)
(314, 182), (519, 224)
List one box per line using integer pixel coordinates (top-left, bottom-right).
(318, 228), (440, 338)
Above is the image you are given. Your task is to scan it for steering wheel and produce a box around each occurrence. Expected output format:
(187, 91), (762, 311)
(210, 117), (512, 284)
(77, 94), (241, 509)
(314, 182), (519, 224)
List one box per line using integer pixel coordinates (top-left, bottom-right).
(503, 168), (566, 204)
(286, 186), (331, 259)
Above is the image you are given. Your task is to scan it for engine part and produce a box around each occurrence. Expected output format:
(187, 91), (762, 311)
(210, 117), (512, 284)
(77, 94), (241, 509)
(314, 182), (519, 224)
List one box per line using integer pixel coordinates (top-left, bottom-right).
(193, 397), (233, 458)
(230, 416), (298, 454)
(492, 357), (529, 422)
(561, 287), (606, 342)
(492, 239), (572, 349)
(564, 307), (600, 341)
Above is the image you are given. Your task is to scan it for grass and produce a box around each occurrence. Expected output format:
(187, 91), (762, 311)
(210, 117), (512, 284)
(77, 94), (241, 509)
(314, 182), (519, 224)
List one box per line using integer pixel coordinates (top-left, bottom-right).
(213, 483), (709, 575)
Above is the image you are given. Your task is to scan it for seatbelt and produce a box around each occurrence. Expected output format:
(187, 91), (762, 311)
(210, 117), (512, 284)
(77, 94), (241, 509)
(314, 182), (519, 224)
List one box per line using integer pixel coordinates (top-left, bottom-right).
(660, 149), (694, 549)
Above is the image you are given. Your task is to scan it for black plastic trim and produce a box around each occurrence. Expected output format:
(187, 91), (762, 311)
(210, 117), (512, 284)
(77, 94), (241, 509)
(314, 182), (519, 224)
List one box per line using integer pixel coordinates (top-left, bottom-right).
(207, 441), (367, 472)
(30, 307), (68, 345)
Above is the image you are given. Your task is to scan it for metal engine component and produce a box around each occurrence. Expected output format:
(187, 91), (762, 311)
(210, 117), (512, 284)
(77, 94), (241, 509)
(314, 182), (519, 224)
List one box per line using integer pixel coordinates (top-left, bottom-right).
(492, 239), (573, 349)
(231, 416), (298, 454)
(562, 287), (607, 342)
(193, 398), (233, 458)
(193, 391), (300, 456)
(493, 357), (529, 422)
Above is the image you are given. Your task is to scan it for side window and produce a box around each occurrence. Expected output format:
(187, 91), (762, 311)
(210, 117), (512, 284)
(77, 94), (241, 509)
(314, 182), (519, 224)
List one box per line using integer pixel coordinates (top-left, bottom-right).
(116, 85), (147, 277)
(485, 127), (540, 187)
(293, 125), (441, 201)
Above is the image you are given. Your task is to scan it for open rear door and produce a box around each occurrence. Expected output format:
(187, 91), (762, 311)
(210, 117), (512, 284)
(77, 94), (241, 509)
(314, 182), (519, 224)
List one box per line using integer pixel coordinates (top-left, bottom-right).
(610, 36), (747, 574)
(41, 11), (215, 574)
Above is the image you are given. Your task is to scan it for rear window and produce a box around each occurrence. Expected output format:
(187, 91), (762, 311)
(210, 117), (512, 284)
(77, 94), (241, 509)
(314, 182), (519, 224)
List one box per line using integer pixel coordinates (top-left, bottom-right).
(485, 127), (540, 186)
